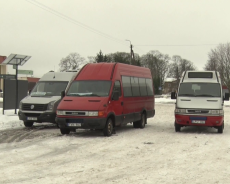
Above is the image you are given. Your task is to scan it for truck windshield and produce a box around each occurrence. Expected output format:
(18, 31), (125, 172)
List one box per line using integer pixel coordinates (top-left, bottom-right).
(31, 81), (68, 97)
(67, 81), (112, 97)
(178, 83), (221, 97)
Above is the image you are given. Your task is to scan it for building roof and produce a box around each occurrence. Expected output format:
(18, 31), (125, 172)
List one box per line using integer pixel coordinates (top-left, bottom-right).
(27, 77), (40, 83)
(0, 56), (6, 64)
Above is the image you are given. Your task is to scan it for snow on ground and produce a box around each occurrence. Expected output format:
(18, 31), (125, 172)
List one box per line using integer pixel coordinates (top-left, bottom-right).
(1, 100), (230, 183)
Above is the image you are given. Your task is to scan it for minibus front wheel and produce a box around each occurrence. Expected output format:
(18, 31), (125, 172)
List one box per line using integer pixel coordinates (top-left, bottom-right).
(103, 118), (113, 137)
(60, 128), (70, 135)
(24, 121), (34, 127)
(174, 122), (181, 132)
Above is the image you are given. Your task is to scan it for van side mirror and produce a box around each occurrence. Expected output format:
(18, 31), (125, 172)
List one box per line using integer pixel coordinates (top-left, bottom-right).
(171, 92), (177, 99)
(61, 91), (65, 99)
(112, 91), (119, 101)
(224, 93), (229, 101)
(28, 89), (31, 95)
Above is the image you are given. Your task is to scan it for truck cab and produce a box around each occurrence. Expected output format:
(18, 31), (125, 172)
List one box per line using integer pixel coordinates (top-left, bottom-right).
(171, 71), (229, 133)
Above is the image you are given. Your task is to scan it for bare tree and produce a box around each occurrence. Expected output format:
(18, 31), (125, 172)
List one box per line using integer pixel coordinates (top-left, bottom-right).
(168, 55), (196, 86)
(140, 50), (170, 93)
(59, 53), (86, 72)
(205, 43), (230, 89)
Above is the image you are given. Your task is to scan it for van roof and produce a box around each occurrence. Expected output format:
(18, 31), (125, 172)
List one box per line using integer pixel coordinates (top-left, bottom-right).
(181, 71), (221, 83)
(39, 72), (78, 82)
(76, 62), (151, 80)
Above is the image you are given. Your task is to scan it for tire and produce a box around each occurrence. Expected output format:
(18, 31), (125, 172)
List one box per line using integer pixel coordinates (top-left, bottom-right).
(175, 122), (181, 132)
(103, 118), (113, 137)
(24, 121), (34, 127)
(60, 128), (70, 135)
(133, 121), (139, 128)
(218, 123), (224, 134)
(139, 113), (146, 129)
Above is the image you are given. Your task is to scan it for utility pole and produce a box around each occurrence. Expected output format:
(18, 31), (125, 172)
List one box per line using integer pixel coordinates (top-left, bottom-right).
(125, 40), (134, 65)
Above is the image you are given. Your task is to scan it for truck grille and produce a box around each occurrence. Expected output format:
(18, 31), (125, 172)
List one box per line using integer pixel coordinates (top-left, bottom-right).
(22, 104), (47, 111)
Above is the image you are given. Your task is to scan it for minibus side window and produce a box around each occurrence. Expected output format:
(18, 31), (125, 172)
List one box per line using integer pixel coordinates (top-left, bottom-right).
(122, 76), (132, 97)
(139, 78), (147, 96)
(131, 77), (140, 96)
(146, 78), (154, 96)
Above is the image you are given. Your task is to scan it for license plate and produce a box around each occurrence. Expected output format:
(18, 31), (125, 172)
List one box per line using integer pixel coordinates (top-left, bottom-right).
(68, 123), (81, 127)
(192, 120), (205, 124)
(27, 117), (37, 120)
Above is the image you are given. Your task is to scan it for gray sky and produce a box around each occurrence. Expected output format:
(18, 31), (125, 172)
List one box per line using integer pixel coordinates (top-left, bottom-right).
(1, 0), (230, 78)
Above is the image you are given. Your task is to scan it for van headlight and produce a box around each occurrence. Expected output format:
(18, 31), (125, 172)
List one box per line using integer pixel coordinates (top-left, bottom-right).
(210, 110), (224, 115)
(47, 101), (56, 110)
(19, 102), (22, 110)
(57, 110), (65, 115)
(175, 108), (186, 113)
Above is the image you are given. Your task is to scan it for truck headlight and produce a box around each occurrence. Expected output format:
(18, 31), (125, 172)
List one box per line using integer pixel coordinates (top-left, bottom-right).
(57, 110), (65, 115)
(175, 109), (186, 113)
(88, 111), (98, 116)
(47, 101), (56, 110)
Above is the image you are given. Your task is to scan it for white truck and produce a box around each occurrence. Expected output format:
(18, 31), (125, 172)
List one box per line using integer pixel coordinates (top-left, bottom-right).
(171, 71), (229, 133)
(18, 71), (78, 127)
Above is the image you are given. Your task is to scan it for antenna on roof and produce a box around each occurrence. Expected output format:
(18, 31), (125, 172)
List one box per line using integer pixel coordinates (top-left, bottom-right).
(53, 65), (56, 79)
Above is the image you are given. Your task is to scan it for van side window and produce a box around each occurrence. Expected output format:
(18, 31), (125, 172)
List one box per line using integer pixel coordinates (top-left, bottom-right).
(131, 77), (140, 96)
(122, 76), (132, 97)
(113, 81), (121, 96)
(139, 78), (147, 96)
(146, 79), (154, 96)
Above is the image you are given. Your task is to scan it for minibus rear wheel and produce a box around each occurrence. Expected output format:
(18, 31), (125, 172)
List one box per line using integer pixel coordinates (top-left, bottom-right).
(24, 121), (34, 127)
(103, 118), (113, 137)
(60, 128), (70, 135)
(175, 122), (181, 132)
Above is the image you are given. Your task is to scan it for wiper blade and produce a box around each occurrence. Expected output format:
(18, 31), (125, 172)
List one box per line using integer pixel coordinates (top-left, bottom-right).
(179, 94), (195, 96)
(67, 93), (80, 96)
(195, 94), (215, 97)
(87, 93), (100, 97)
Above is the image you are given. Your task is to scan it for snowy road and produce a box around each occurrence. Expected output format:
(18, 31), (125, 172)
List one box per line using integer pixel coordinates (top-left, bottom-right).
(1, 103), (230, 183)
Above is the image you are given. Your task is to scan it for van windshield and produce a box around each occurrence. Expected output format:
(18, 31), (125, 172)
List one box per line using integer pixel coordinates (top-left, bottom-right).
(178, 83), (221, 97)
(31, 81), (68, 97)
(67, 81), (112, 97)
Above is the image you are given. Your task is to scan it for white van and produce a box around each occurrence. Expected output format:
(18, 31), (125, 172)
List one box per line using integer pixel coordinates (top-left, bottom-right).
(18, 71), (78, 127)
(171, 71), (229, 133)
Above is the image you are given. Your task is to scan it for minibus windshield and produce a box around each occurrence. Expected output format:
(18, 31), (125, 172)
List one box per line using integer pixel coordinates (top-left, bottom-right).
(178, 83), (221, 97)
(67, 81), (112, 97)
(31, 81), (68, 97)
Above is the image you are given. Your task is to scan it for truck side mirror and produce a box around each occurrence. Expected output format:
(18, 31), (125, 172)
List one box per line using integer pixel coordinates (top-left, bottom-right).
(171, 92), (177, 99)
(61, 91), (65, 99)
(224, 93), (229, 101)
(112, 91), (119, 101)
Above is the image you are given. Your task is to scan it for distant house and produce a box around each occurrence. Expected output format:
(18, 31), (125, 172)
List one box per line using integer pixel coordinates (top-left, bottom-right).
(163, 78), (178, 94)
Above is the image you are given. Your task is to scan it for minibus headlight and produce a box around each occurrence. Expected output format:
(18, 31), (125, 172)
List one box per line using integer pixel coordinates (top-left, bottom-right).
(47, 101), (56, 110)
(175, 109), (186, 113)
(57, 110), (65, 115)
(88, 111), (98, 116)
(210, 110), (223, 115)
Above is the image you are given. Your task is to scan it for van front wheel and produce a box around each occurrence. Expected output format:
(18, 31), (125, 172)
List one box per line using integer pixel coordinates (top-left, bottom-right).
(103, 118), (113, 137)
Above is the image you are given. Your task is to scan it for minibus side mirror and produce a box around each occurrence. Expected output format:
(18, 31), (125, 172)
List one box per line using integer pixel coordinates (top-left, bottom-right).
(28, 89), (31, 95)
(112, 91), (119, 101)
(61, 91), (65, 99)
(171, 92), (177, 99)
(224, 93), (229, 101)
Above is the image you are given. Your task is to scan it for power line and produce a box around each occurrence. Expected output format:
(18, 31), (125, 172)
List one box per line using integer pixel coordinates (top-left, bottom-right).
(135, 44), (219, 47)
(25, 0), (127, 46)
